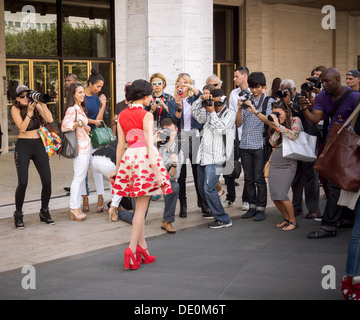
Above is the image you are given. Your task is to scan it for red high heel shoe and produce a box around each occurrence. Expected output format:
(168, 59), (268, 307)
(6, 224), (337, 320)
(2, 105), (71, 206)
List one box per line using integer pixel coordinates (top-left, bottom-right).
(136, 245), (156, 264)
(124, 247), (140, 270)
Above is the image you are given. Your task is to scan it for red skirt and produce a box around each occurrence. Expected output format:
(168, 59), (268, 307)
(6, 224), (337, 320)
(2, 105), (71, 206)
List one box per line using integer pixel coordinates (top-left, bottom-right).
(112, 146), (173, 197)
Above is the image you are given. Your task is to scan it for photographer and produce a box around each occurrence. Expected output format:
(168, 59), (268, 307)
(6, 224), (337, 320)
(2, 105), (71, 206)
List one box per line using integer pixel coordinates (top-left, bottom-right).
(148, 73), (174, 129)
(10, 85), (54, 229)
(192, 89), (235, 229)
(301, 68), (360, 239)
(155, 118), (184, 233)
(237, 72), (275, 222)
(278, 79), (321, 219)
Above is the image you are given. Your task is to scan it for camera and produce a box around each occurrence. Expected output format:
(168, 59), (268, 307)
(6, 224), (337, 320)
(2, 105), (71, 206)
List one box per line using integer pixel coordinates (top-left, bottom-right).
(157, 128), (171, 146)
(201, 99), (213, 108)
(300, 77), (322, 96)
(275, 87), (291, 99)
(267, 112), (280, 122)
(154, 97), (162, 104)
(238, 89), (255, 109)
(177, 88), (184, 97)
(29, 90), (51, 103)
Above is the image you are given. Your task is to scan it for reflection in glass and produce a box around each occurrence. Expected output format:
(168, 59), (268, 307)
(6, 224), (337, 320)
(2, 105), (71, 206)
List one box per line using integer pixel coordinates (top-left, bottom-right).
(4, 2), (57, 56)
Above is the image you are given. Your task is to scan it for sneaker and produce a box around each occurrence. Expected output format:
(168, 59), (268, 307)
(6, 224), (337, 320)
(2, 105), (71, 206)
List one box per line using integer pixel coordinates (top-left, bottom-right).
(314, 215), (323, 222)
(242, 208), (257, 219)
(241, 202), (249, 211)
(39, 208), (55, 225)
(254, 210), (266, 221)
(202, 212), (214, 220)
(161, 221), (176, 233)
(222, 200), (234, 208)
(152, 195), (161, 201)
(208, 220), (232, 229)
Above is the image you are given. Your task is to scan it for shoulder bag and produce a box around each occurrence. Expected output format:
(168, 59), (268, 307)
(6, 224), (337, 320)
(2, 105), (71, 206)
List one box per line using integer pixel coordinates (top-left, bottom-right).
(59, 109), (79, 159)
(314, 101), (360, 192)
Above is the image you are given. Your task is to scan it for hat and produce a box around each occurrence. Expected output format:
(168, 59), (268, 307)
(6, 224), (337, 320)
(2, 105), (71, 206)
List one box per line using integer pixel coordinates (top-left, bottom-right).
(346, 70), (360, 78)
(16, 85), (30, 96)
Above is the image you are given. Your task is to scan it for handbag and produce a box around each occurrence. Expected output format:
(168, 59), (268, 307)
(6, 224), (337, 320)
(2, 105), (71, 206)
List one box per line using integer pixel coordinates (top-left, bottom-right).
(59, 110), (79, 159)
(90, 121), (115, 148)
(263, 148), (274, 178)
(282, 131), (317, 162)
(224, 160), (241, 179)
(39, 126), (62, 158)
(314, 102), (360, 192)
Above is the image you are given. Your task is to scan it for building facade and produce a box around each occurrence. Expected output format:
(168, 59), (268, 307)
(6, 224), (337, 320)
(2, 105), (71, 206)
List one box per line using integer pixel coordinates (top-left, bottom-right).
(1, 0), (359, 153)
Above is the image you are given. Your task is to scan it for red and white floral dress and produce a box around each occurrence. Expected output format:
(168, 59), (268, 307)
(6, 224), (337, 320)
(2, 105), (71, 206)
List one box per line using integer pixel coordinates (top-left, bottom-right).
(112, 104), (173, 197)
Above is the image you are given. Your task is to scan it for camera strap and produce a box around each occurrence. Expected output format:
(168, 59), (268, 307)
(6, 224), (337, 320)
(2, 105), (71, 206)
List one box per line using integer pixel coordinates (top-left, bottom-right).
(330, 88), (355, 119)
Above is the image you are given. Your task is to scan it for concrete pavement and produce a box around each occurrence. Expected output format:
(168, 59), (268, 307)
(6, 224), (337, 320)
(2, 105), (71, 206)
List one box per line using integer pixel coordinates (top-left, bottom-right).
(0, 152), (352, 300)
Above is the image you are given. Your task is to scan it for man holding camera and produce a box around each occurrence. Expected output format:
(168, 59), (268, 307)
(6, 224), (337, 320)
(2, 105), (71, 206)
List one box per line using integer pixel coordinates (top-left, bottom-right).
(237, 72), (274, 222)
(156, 118), (184, 233)
(192, 89), (235, 228)
(301, 68), (360, 238)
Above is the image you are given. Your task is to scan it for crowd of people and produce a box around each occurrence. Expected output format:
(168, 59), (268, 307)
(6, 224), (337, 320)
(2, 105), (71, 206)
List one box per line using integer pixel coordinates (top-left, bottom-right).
(8, 65), (360, 296)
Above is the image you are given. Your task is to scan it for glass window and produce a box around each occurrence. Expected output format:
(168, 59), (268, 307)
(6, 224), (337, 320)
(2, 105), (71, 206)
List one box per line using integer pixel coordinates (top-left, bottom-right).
(62, 0), (112, 58)
(4, 1), (57, 56)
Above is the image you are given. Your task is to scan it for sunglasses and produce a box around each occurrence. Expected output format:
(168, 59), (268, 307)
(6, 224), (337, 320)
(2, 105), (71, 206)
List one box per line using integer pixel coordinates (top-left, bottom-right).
(152, 81), (163, 86)
(18, 93), (30, 99)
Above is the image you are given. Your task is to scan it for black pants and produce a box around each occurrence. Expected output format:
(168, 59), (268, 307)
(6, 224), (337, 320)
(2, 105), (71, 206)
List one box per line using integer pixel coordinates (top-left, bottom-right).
(14, 138), (52, 211)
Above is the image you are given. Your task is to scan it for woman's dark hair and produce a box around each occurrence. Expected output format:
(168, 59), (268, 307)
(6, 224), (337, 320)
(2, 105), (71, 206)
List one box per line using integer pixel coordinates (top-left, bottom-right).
(125, 79), (152, 102)
(268, 101), (292, 146)
(87, 68), (104, 86)
(11, 89), (31, 123)
(65, 83), (87, 115)
(270, 77), (281, 99)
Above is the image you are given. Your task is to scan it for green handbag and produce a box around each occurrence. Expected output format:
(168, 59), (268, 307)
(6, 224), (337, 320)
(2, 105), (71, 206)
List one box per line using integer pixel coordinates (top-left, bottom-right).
(90, 122), (115, 149)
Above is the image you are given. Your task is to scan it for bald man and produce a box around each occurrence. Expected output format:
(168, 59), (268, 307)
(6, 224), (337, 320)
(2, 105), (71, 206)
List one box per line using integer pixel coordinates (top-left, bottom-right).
(300, 68), (360, 239)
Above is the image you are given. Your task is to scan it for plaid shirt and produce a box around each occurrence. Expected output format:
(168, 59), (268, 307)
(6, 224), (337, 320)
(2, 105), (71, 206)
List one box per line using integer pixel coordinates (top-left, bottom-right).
(240, 94), (274, 150)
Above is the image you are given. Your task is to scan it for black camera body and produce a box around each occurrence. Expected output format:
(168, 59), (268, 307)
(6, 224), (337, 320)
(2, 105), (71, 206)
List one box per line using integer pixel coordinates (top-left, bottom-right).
(267, 112), (280, 122)
(300, 77), (322, 95)
(29, 90), (51, 103)
(157, 128), (171, 146)
(202, 99), (214, 108)
(275, 87), (292, 99)
(239, 89), (255, 109)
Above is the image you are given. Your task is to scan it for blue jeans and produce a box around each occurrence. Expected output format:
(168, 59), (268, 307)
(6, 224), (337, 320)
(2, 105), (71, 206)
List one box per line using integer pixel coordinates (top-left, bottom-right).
(345, 197), (360, 277)
(197, 164), (232, 224)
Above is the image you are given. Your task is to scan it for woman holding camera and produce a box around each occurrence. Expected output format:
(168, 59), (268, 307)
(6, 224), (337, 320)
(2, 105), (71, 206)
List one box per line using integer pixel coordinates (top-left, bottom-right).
(110, 79), (172, 270)
(62, 83), (91, 222)
(244, 100), (302, 231)
(10, 85), (54, 229)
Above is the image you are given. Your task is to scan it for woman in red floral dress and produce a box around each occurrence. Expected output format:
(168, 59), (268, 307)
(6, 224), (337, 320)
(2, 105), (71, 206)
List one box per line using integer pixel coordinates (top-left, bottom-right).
(110, 79), (172, 270)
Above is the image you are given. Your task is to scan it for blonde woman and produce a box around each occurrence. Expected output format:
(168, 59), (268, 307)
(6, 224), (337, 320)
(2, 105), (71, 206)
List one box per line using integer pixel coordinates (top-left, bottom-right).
(168, 73), (209, 218)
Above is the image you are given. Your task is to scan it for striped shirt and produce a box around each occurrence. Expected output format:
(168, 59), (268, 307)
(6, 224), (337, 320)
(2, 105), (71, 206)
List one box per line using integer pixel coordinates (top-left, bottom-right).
(240, 94), (274, 150)
(192, 98), (236, 165)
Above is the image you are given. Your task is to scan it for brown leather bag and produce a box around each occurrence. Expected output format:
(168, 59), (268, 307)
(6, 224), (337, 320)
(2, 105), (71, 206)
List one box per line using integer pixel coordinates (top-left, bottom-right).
(314, 103), (360, 192)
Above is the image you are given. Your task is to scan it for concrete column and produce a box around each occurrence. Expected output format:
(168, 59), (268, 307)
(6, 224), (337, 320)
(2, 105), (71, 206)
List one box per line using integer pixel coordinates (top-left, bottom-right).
(0, 0), (8, 154)
(114, 0), (213, 102)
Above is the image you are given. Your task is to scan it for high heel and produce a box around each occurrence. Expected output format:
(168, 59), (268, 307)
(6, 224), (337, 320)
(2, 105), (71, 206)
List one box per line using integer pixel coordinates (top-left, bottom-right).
(124, 247), (140, 270)
(108, 206), (119, 222)
(136, 245), (156, 264)
(97, 195), (104, 213)
(69, 209), (86, 222)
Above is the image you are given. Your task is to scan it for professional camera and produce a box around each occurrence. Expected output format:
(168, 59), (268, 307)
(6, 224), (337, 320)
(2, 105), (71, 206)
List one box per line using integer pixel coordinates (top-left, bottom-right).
(201, 98), (213, 108)
(300, 77), (322, 95)
(238, 89), (255, 109)
(29, 90), (51, 103)
(267, 112), (280, 122)
(157, 128), (171, 146)
(275, 87), (291, 99)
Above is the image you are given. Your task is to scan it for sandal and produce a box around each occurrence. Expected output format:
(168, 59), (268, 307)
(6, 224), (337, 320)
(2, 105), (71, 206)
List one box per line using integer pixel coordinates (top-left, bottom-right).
(82, 195), (89, 213)
(108, 206), (119, 222)
(97, 195), (104, 213)
(276, 219), (289, 228)
(282, 221), (298, 231)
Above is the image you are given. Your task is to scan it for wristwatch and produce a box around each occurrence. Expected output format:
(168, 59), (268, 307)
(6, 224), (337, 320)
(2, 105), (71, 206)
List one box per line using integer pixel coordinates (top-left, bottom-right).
(171, 164), (178, 168)
(177, 107), (182, 112)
